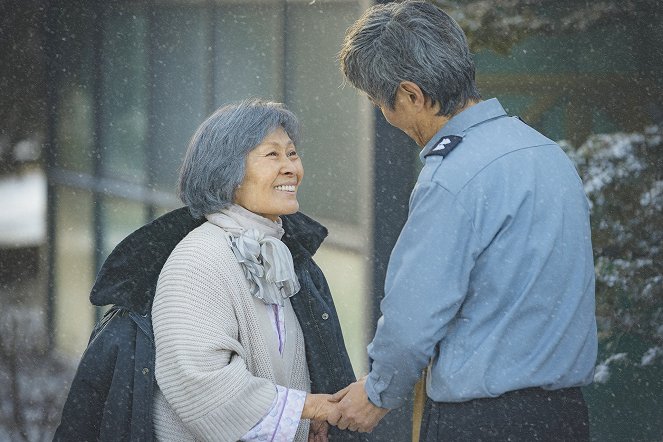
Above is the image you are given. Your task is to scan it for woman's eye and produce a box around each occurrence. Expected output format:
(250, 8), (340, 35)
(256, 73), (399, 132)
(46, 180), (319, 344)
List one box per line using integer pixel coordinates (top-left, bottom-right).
(287, 150), (298, 157)
(266, 151), (278, 157)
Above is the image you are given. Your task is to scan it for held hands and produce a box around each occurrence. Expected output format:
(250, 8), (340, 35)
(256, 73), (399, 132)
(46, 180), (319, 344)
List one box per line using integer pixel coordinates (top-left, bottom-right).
(302, 394), (332, 442)
(302, 377), (390, 436)
(327, 377), (390, 433)
(309, 419), (329, 442)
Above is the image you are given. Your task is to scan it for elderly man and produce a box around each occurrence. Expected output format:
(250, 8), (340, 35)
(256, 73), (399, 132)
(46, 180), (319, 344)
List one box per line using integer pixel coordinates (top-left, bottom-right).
(331, 1), (598, 440)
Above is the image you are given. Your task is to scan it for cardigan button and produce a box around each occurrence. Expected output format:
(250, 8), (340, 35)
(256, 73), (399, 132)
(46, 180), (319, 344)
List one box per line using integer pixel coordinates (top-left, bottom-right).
(322, 313), (329, 320)
(142, 368), (149, 375)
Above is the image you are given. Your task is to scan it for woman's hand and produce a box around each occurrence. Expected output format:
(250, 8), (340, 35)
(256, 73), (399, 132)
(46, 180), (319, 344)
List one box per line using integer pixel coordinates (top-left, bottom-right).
(301, 393), (336, 421)
(303, 394), (334, 441)
(308, 420), (329, 442)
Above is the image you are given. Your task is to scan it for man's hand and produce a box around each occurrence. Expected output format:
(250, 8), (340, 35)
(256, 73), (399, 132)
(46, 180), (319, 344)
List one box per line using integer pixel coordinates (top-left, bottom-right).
(327, 377), (389, 433)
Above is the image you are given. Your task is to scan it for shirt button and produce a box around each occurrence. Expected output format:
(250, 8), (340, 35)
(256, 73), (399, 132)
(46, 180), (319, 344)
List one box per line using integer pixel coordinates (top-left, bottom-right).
(142, 368), (149, 375)
(321, 313), (329, 320)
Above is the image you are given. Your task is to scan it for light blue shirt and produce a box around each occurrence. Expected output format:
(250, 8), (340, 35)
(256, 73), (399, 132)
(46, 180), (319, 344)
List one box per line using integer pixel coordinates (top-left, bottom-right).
(365, 98), (597, 408)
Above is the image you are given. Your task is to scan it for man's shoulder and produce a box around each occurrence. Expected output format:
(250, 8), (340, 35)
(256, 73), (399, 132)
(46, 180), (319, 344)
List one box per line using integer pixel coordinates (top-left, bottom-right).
(423, 117), (560, 193)
(463, 115), (557, 163)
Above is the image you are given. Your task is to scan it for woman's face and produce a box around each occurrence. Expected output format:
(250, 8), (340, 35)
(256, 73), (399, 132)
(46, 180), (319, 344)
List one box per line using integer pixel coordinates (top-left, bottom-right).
(233, 126), (303, 221)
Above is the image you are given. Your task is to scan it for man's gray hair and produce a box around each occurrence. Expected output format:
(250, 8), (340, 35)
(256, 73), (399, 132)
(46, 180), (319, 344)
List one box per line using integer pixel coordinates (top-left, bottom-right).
(178, 99), (300, 218)
(339, 0), (481, 116)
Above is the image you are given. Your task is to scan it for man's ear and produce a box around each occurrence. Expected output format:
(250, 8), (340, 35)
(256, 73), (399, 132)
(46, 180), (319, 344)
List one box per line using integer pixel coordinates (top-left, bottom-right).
(398, 81), (426, 109)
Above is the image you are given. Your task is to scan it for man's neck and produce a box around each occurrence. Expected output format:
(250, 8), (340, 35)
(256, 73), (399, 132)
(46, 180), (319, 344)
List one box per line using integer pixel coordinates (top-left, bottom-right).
(417, 99), (480, 148)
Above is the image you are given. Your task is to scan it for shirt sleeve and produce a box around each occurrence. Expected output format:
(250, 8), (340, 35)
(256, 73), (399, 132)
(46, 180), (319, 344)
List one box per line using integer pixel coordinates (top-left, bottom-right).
(365, 181), (482, 409)
(241, 386), (307, 442)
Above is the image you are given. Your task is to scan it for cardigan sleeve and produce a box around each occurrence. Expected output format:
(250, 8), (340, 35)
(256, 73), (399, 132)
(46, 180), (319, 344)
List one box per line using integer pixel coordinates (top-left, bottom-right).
(152, 229), (277, 442)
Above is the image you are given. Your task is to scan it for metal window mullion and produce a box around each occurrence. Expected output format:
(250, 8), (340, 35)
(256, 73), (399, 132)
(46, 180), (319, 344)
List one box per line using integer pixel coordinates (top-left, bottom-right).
(44, 2), (60, 349)
(207, 0), (217, 115)
(281, 0), (289, 105)
(92, 3), (107, 322)
(145, 1), (157, 222)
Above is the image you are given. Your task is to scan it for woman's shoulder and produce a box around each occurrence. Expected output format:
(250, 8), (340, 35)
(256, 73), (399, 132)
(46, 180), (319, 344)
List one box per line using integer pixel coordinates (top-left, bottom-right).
(182, 221), (226, 238)
(156, 223), (250, 308)
(176, 221), (230, 249)
(163, 222), (236, 273)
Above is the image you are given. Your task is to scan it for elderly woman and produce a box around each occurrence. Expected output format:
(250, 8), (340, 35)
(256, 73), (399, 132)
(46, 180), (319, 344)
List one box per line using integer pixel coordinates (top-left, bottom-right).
(54, 100), (358, 441)
(153, 100), (344, 441)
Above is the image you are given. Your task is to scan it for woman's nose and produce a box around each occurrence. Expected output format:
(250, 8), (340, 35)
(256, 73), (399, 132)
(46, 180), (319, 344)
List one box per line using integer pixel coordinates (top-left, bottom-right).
(280, 157), (297, 174)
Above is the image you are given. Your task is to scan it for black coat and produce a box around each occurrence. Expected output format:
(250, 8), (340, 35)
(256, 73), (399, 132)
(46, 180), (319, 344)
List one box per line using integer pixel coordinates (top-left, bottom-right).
(54, 207), (360, 441)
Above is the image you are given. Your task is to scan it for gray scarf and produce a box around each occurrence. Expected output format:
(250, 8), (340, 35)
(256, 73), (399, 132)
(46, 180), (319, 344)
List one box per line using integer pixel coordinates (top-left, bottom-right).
(206, 205), (300, 306)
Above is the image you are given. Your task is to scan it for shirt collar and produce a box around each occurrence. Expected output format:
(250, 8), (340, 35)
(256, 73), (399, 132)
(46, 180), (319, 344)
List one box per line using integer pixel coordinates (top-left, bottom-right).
(420, 98), (507, 163)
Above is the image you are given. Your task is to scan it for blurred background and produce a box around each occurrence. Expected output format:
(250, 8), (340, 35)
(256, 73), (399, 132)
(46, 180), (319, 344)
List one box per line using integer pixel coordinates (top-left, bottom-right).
(0, 0), (661, 440)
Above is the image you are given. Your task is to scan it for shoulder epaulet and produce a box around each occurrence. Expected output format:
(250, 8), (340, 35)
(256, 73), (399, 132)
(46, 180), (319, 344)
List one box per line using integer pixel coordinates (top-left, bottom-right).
(424, 135), (463, 159)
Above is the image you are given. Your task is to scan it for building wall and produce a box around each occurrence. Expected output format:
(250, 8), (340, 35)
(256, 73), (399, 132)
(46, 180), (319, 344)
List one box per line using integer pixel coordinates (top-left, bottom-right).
(47, 0), (374, 375)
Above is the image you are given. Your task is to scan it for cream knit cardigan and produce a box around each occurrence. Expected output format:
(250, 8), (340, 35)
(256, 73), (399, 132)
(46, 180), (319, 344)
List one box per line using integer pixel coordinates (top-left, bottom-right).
(152, 212), (310, 441)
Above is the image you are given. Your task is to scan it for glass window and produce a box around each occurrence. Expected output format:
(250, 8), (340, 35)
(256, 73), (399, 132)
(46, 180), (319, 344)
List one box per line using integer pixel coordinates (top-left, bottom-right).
(55, 87), (94, 174)
(54, 4), (95, 174)
(49, 0), (374, 373)
(285, 2), (371, 229)
(101, 7), (149, 184)
(150, 6), (210, 194)
(215, 4), (284, 104)
(101, 197), (149, 259)
(53, 186), (95, 356)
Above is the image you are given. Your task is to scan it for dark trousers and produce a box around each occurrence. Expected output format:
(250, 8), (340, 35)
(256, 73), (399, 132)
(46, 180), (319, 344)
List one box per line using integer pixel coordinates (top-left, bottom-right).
(420, 387), (589, 442)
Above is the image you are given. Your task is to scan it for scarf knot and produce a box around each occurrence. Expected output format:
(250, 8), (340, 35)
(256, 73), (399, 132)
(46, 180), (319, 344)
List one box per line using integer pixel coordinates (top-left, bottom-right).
(207, 208), (300, 306)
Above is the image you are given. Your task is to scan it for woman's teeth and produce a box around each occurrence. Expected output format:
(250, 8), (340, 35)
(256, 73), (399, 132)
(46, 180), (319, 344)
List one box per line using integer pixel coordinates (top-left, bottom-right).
(274, 185), (296, 192)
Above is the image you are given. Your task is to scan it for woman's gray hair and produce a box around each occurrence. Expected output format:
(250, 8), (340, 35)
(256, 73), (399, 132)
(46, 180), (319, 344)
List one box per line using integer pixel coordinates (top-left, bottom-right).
(178, 99), (300, 218)
(339, 0), (481, 116)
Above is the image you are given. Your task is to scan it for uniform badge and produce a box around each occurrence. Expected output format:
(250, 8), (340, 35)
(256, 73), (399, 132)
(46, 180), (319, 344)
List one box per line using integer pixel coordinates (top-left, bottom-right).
(424, 135), (463, 158)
